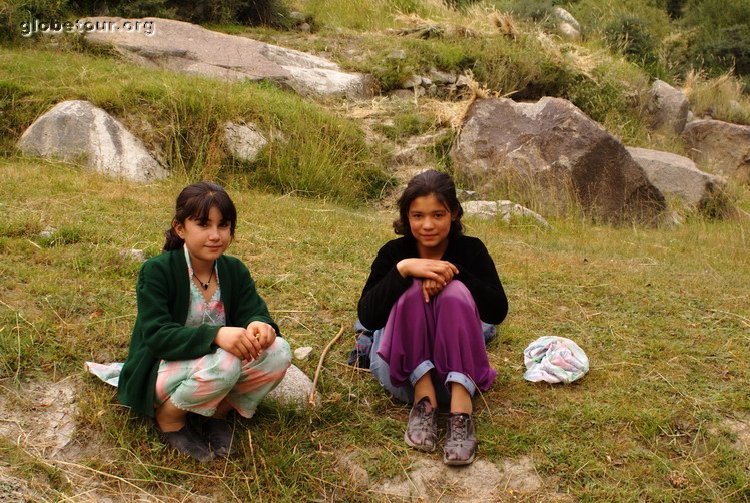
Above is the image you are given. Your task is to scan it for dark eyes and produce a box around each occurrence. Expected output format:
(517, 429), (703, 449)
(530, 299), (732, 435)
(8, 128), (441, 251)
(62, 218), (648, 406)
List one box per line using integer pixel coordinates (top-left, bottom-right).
(196, 221), (230, 228)
(410, 212), (446, 218)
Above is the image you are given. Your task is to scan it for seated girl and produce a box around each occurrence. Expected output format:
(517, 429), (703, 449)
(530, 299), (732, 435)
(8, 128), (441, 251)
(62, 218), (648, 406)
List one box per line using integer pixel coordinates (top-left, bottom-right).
(357, 170), (508, 466)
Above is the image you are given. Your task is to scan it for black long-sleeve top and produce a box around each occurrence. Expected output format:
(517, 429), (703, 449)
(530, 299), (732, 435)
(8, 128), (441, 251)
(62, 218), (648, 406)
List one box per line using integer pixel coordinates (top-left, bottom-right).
(357, 235), (508, 330)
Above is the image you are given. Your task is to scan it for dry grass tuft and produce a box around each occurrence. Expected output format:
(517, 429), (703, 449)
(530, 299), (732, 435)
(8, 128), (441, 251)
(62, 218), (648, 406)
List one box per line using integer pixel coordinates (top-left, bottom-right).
(682, 69), (750, 124)
(491, 11), (519, 40)
(422, 72), (494, 130)
(393, 12), (437, 28)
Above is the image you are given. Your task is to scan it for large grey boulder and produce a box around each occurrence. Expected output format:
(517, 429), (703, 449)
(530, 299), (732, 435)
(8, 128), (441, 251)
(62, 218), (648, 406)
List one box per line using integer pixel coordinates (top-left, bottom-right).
(647, 80), (689, 134)
(682, 119), (750, 183)
(17, 100), (166, 182)
(626, 146), (727, 210)
(82, 17), (373, 100)
(452, 97), (666, 223)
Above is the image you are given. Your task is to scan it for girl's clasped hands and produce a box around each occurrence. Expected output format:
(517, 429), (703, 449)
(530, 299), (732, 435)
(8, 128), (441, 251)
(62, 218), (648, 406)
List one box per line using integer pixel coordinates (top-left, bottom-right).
(396, 258), (459, 303)
(214, 321), (277, 361)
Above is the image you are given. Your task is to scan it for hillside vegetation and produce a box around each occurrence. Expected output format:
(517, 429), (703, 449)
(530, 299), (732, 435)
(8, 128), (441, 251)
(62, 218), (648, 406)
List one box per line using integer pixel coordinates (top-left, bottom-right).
(1, 0), (750, 501)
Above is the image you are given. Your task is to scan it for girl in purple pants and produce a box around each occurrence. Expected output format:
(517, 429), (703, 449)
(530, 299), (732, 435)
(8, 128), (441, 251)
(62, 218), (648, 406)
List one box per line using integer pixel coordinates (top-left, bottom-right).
(357, 170), (508, 465)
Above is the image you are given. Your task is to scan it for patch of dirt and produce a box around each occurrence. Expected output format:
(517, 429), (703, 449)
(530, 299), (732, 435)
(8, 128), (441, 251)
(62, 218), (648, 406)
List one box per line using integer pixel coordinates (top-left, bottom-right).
(721, 415), (750, 452)
(0, 377), (78, 459)
(0, 377), (130, 502)
(340, 452), (573, 502)
(0, 466), (42, 502)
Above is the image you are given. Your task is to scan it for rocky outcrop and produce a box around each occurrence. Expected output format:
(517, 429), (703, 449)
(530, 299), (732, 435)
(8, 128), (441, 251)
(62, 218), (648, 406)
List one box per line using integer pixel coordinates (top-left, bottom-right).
(82, 17), (373, 100)
(452, 97), (666, 223)
(17, 100), (166, 182)
(626, 146), (727, 210)
(682, 119), (750, 183)
(648, 80), (690, 134)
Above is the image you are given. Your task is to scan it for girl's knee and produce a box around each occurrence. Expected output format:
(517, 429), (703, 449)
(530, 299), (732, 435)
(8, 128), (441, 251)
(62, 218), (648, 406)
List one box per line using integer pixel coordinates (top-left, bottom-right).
(400, 280), (424, 303)
(438, 281), (474, 306)
(264, 337), (292, 370)
(212, 349), (243, 382)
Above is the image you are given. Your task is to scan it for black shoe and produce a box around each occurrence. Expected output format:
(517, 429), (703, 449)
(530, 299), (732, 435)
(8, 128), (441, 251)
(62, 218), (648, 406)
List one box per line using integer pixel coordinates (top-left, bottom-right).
(156, 422), (213, 462)
(203, 417), (235, 458)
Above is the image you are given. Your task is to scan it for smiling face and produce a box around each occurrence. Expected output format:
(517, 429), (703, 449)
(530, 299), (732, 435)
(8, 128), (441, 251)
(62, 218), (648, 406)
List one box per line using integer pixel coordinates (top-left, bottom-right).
(408, 193), (454, 258)
(173, 205), (231, 268)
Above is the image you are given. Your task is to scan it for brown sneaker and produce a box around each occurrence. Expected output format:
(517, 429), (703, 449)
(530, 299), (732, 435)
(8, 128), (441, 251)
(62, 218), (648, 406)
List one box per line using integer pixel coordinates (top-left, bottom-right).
(404, 397), (438, 452)
(443, 413), (477, 466)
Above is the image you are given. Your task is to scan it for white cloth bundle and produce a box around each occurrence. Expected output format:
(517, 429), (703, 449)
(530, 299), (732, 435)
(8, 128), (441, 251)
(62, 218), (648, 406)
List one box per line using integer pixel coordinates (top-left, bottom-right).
(523, 336), (589, 384)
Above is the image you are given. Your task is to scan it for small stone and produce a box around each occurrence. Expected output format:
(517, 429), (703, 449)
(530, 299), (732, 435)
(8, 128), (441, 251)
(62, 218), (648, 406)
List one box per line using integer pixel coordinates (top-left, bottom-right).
(294, 346), (313, 360)
(421, 77), (433, 87)
(297, 22), (311, 33)
(455, 75), (470, 87)
(39, 226), (57, 238)
(428, 68), (456, 84)
(289, 11), (307, 22)
(456, 189), (479, 201)
(387, 50), (407, 60)
(119, 248), (146, 262)
(266, 364), (318, 408)
(401, 74), (423, 89)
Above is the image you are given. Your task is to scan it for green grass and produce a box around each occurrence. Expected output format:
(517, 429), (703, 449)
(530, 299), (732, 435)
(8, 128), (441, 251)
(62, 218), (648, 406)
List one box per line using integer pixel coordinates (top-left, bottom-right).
(1, 157), (749, 501)
(0, 46), (390, 205)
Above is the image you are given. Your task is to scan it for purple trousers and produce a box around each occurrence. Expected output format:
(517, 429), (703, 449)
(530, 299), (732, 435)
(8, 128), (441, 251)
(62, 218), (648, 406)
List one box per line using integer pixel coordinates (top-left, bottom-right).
(376, 280), (496, 399)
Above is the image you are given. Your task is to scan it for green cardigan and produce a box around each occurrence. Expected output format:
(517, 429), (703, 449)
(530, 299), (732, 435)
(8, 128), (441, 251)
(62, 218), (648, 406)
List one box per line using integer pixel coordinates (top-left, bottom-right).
(117, 248), (279, 417)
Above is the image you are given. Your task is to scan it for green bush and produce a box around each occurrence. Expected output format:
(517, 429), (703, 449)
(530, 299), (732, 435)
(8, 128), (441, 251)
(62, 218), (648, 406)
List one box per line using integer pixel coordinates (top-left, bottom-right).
(0, 0), (69, 42)
(602, 15), (671, 78)
(679, 0), (750, 78)
(503, 0), (555, 24)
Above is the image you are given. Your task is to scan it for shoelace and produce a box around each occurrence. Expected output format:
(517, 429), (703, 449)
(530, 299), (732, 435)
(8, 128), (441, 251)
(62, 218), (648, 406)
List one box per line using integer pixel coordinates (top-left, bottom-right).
(450, 415), (468, 440)
(413, 401), (435, 431)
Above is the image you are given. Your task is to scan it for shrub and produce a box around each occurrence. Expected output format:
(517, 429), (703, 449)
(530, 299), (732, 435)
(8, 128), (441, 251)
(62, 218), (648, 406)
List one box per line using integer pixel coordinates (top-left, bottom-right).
(0, 0), (70, 42)
(680, 0), (750, 79)
(602, 15), (671, 78)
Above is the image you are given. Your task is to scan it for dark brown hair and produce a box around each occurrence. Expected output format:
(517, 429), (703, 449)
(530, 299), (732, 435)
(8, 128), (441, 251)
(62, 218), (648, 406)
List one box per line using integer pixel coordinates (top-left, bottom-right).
(163, 181), (237, 251)
(393, 169), (464, 238)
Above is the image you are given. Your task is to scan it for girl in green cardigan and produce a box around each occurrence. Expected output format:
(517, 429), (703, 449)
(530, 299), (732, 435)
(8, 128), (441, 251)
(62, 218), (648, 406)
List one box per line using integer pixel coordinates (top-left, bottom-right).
(118, 182), (291, 461)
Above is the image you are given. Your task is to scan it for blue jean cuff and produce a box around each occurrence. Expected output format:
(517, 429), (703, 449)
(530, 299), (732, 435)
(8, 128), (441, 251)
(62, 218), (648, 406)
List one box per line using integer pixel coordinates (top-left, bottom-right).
(445, 372), (477, 397)
(409, 360), (435, 386)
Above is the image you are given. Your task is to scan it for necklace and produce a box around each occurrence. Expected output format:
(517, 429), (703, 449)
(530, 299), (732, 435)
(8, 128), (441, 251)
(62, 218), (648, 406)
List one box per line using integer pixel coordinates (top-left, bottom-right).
(192, 267), (214, 290)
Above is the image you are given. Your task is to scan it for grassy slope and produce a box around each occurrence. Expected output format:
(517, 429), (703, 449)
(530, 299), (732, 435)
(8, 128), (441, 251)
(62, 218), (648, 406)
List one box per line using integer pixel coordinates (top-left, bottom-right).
(0, 47), (389, 204)
(1, 158), (749, 501)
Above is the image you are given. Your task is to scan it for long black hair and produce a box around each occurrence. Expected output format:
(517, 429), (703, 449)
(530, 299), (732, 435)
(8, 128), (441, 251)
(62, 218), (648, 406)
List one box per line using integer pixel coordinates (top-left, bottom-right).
(393, 169), (464, 238)
(163, 181), (238, 251)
